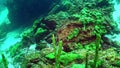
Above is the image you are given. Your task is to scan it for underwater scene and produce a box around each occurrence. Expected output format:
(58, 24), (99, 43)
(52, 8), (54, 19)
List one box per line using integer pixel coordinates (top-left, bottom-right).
(1, 0), (120, 68)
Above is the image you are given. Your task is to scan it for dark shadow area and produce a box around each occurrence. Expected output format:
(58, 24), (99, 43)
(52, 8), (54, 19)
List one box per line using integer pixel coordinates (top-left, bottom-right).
(6, 0), (57, 29)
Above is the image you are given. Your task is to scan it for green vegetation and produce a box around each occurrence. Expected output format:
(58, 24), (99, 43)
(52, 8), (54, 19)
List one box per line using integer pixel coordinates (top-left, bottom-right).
(80, 8), (104, 24)
(67, 28), (79, 40)
(9, 43), (21, 57)
(46, 34), (104, 68)
(52, 34), (63, 68)
(1, 54), (8, 68)
(115, 60), (120, 67)
(35, 28), (47, 36)
(46, 34), (84, 67)
(72, 8), (107, 34)
(59, 53), (82, 65)
(85, 52), (88, 68)
(84, 43), (96, 50)
(93, 34), (101, 68)
(94, 25), (106, 35)
(72, 64), (85, 68)
(72, 8), (104, 25)
(46, 51), (83, 65)
(21, 51), (40, 67)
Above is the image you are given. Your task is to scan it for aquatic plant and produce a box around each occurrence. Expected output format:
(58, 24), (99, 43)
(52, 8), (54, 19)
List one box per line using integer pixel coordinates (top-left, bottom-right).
(85, 51), (88, 68)
(46, 34), (84, 67)
(59, 53), (82, 65)
(67, 28), (79, 40)
(72, 8), (104, 25)
(55, 41), (63, 68)
(46, 51), (82, 66)
(93, 34), (101, 68)
(74, 43), (83, 49)
(45, 51), (65, 60)
(72, 8), (107, 35)
(34, 27), (47, 36)
(72, 64), (85, 68)
(115, 60), (120, 67)
(1, 54), (8, 68)
(52, 34), (63, 68)
(94, 25), (106, 35)
(83, 34), (102, 68)
(84, 43), (96, 50)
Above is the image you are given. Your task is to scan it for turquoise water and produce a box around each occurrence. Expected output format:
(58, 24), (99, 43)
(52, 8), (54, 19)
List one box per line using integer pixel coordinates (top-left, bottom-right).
(106, 0), (120, 43)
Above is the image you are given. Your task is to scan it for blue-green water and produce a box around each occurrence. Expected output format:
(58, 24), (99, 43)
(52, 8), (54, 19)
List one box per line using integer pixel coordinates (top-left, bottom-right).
(106, 0), (120, 43)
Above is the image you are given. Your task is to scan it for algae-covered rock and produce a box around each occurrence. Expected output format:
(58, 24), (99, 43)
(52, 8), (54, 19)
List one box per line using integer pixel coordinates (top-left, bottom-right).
(46, 51), (83, 65)
(34, 28), (47, 37)
(72, 64), (85, 68)
(21, 51), (41, 68)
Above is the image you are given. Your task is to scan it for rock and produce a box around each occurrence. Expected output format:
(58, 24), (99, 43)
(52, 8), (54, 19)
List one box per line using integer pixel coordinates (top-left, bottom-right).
(41, 18), (56, 30)
(57, 22), (96, 52)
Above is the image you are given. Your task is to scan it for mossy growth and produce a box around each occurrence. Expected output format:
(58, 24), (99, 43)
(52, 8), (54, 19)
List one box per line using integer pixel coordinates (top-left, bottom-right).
(84, 42), (101, 51)
(79, 8), (104, 25)
(46, 34), (83, 66)
(45, 51), (83, 65)
(72, 8), (107, 35)
(89, 59), (103, 68)
(72, 8), (104, 25)
(9, 42), (21, 57)
(34, 27), (47, 36)
(60, 53), (82, 65)
(51, 34), (63, 68)
(115, 60), (120, 67)
(74, 43), (83, 49)
(67, 28), (79, 40)
(72, 64), (85, 68)
(45, 51), (65, 59)
(94, 25), (106, 35)
(21, 51), (40, 67)
(0, 54), (8, 68)
(93, 34), (101, 68)
(84, 43), (96, 50)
